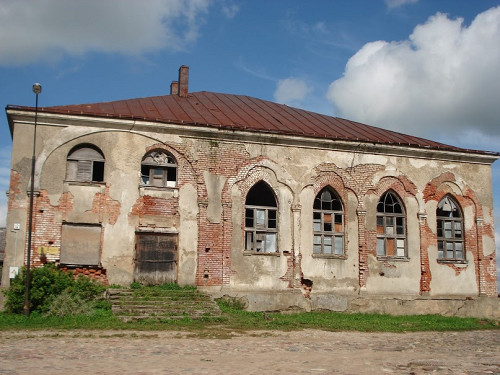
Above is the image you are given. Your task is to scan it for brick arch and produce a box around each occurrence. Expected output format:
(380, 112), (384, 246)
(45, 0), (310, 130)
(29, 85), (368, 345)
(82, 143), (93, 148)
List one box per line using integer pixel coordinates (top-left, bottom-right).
(358, 175), (419, 288)
(141, 142), (198, 188)
(368, 175), (418, 201)
(229, 159), (294, 199)
(424, 174), (483, 218)
(420, 171), (488, 294)
(311, 172), (350, 207)
(310, 162), (385, 208)
(235, 165), (285, 205)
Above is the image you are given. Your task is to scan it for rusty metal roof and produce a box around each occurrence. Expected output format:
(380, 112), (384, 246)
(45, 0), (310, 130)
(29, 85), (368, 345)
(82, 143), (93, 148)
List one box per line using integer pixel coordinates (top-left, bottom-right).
(6, 91), (495, 154)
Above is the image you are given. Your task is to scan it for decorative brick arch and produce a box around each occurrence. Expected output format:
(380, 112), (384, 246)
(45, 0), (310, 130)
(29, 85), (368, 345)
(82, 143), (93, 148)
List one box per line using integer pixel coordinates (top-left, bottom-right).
(142, 142), (198, 188)
(359, 175), (418, 288)
(420, 172), (496, 296)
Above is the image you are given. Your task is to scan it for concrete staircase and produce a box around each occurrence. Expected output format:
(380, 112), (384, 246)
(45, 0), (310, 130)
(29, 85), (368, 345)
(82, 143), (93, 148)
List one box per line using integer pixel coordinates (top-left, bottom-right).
(106, 287), (222, 322)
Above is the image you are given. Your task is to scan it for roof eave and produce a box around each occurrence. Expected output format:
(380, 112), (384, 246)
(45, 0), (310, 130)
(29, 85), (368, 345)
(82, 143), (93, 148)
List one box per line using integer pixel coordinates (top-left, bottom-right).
(7, 107), (499, 165)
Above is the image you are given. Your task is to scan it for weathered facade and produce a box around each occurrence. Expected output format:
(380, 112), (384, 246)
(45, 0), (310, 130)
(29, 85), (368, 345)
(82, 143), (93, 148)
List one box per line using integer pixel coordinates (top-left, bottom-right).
(2, 67), (498, 317)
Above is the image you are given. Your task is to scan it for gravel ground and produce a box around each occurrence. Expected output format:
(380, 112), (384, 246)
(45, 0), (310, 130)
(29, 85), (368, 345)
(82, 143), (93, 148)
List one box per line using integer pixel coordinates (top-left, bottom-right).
(0, 329), (499, 374)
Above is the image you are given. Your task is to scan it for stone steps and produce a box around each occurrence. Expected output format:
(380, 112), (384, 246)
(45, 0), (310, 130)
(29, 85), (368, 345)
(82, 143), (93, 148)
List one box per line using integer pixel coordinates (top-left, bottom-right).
(106, 288), (221, 322)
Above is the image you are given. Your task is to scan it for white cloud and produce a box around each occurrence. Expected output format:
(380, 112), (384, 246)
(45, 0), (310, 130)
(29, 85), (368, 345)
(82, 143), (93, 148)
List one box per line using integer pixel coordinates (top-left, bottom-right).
(327, 6), (500, 140)
(274, 77), (313, 107)
(0, 0), (210, 66)
(221, 2), (239, 19)
(385, 0), (418, 9)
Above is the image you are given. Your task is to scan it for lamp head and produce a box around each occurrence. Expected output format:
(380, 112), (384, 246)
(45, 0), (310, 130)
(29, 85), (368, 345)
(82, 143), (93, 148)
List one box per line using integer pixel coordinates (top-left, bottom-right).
(32, 83), (42, 95)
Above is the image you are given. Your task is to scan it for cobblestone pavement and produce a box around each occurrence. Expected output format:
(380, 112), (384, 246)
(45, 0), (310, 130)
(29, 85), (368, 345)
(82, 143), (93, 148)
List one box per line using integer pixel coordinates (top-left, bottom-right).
(0, 329), (499, 374)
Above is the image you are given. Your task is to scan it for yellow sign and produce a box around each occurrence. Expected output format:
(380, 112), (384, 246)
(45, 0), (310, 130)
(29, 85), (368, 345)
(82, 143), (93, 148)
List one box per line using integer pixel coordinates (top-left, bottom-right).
(38, 246), (60, 255)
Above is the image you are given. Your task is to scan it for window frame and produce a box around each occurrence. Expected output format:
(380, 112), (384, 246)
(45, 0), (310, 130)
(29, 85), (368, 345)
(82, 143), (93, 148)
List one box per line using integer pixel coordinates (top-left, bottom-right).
(66, 145), (105, 183)
(244, 205), (278, 253)
(140, 150), (177, 188)
(313, 187), (345, 257)
(376, 191), (407, 259)
(244, 181), (279, 254)
(436, 195), (465, 262)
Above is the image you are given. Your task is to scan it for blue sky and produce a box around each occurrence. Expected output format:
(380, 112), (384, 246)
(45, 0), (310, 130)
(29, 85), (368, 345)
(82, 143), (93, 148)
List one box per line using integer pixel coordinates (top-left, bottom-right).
(1, 0), (500, 281)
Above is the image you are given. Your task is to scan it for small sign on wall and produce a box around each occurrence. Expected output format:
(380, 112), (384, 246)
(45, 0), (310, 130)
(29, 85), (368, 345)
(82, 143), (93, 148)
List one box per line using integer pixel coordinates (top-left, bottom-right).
(38, 246), (60, 256)
(9, 267), (19, 279)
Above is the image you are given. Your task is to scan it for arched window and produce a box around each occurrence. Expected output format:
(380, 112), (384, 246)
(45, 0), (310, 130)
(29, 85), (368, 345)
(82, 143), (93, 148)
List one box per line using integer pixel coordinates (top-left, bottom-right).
(313, 187), (344, 255)
(66, 145), (105, 182)
(245, 181), (277, 253)
(437, 195), (464, 260)
(376, 191), (406, 258)
(141, 150), (177, 187)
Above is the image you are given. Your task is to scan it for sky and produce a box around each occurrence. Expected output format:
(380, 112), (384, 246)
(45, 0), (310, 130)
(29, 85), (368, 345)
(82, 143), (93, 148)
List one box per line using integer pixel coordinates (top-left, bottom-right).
(1, 0), (500, 282)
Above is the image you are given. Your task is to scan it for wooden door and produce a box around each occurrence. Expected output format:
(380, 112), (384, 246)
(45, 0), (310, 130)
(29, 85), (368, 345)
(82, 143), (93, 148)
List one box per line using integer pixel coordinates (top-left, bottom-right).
(134, 233), (178, 285)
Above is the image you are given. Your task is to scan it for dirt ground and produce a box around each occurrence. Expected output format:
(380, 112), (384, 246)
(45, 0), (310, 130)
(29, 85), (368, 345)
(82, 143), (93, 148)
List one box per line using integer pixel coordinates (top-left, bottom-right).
(0, 329), (499, 374)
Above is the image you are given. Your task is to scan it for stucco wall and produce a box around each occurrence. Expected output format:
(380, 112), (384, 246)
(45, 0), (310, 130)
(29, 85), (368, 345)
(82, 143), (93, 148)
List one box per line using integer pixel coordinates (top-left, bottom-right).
(1, 113), (497, 304)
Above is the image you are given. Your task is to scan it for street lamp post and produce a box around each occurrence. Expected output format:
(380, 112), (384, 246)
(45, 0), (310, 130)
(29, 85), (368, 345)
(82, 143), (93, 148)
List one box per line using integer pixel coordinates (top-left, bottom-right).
(23, 83), (42, 316)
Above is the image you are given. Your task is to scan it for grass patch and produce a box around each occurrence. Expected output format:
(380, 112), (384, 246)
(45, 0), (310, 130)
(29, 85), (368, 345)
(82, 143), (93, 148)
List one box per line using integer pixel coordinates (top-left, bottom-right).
(0, 305), (497, 333)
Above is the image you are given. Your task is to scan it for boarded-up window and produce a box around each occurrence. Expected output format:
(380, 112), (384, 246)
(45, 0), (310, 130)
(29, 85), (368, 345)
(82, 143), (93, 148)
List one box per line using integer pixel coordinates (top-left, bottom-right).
(60, 224), (101, 265)
(66, 145), (105, 182)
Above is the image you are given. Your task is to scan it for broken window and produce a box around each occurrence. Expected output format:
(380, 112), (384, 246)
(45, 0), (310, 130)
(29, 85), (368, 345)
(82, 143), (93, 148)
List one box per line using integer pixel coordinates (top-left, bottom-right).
(244, 181), (278, 253)
(313, 187), (344, 255)
(66, 145), (105, 182)
(376, 191), (406, 258)
(141, 150), (177, 187)
(437, 195), (465, 261)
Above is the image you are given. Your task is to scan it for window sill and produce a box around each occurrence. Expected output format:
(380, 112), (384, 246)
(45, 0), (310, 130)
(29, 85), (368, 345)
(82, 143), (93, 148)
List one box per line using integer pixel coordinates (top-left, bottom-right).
(139, 184), (179, 190)
(139, 184), (178, 190)
(243, 251), (280, 256)
(312, 254), (346, 260)
(376, 256), (410, 262)
(65, 180), (105, 187)
(139, 185), (179, 198)
(437, 259), (468, 265)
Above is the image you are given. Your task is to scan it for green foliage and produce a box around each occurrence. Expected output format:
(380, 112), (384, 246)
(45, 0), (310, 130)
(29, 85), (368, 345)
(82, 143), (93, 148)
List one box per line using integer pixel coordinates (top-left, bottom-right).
(2, 264), (107, 315)
(129, 282), (196, 292)
(130, 281), (141, 289)
(216, 297), (247, 312)
(0, 308), (497, 332)
(158, 282), (196, 291)
(70, 275), (107, 300)
(45, 290), (94, 317)
(3, 264), (73, 314)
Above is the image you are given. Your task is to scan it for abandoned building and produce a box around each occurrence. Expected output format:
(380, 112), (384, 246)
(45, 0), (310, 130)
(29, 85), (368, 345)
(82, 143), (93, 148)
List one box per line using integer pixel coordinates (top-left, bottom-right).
(1, 66), (498, 317)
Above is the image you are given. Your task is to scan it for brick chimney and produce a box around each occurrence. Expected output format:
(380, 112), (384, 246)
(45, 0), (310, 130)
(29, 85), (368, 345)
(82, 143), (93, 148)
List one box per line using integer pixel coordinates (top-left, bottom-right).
(170, 81), (179, 95)
(178, 65), (189, 97)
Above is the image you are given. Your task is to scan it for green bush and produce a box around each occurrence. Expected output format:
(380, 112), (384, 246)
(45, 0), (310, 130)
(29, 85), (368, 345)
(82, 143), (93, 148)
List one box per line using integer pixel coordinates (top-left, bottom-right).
(45, 290), (94, 317)
(2, 264), (106, 315)
(70, 274), (107, 300)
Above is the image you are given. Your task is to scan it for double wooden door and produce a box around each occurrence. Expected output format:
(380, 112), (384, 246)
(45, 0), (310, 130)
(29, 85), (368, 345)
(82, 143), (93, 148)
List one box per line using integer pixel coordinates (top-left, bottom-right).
(134, 233), (178, 285)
